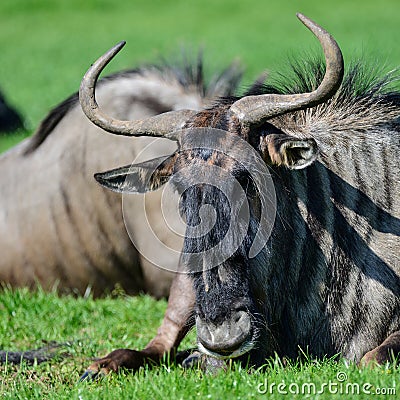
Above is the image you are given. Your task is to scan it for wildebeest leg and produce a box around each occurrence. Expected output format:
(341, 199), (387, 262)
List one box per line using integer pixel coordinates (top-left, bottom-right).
(360, 331), (400, 366)
(81, 273), (195, 379)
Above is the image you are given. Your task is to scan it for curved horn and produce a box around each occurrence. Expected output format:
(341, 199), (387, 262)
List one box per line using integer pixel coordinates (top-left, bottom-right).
(79, 41), (196, 140)
(230, 13), (344, 126)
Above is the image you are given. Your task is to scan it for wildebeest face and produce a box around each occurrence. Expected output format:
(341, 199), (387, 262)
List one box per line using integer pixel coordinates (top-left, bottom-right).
(93, 126), (319, 359)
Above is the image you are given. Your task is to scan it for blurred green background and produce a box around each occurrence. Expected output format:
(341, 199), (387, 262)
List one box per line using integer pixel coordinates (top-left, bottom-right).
(0, 0), (399, 148)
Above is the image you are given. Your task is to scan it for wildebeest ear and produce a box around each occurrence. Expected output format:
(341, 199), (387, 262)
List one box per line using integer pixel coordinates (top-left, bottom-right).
(261, 134), (318, 169)
(94, 153), (177, 193)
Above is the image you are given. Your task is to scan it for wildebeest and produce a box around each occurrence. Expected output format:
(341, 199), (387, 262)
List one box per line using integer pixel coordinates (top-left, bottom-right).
(0, 55), (242, 298)
(79, 13), (400, 377)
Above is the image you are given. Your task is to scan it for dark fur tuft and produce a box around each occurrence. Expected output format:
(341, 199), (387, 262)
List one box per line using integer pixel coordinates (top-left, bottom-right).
(243, 57), (400, 122)
(24, 92), (78, 154)
(246, 57), (400, 101)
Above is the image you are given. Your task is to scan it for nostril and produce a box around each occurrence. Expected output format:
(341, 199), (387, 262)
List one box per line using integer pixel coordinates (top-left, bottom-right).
(233, 310), (249, 324)
(233, 310), (247, 324)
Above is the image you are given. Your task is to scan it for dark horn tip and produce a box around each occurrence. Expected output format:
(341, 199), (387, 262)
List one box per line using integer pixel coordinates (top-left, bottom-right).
(116, 40), (127, 50)
(101, 41), (127, 63)
(108, 41), (126, 57)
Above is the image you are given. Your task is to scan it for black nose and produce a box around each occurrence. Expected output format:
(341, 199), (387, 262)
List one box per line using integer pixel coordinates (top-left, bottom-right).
(196, 310), (251, 356)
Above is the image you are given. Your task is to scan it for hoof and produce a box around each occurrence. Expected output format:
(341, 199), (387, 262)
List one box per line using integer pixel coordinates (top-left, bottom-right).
(182, 351), (227, 373)
(182, 351), (203, 369)
(79, 369), (106, 382)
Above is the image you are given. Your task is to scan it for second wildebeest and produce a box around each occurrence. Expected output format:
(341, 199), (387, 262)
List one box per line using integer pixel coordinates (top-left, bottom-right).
(79, 13), (400, 377)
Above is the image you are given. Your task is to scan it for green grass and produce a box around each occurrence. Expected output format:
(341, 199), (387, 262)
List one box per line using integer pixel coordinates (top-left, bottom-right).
(0, 287), (398, 399)
(1, 1), (400, 397)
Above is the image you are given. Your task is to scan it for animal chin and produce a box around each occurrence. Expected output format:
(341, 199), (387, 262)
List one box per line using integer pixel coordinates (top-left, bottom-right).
(197, 336), (256, 360)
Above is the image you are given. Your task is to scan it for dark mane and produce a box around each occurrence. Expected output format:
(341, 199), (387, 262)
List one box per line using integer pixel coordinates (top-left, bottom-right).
(24, 56), (243, 155)
(217, 58), (400, 127)
(248, 57), (399, 98)
(24, 91), (79, 154)
(148, 52), (243, 99)
(269, 58), (400, 131)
